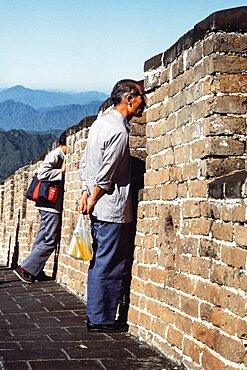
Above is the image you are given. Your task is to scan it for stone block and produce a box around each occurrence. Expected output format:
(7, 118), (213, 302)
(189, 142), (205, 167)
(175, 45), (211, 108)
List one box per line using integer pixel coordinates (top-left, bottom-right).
(180, 295), (199, 318)
(182, 163), (199, 181)
(221, 245), (247, 269)
(203, 33), (247, 55)
(201, 348), (228, 370)
(203, 158), (245, 179)
(211, 222), (233, 242)
(166, 326), (183, 349)
(202, 116), (247, 136)
(235, 225), (247, 248)
(183, 338), (202, 364)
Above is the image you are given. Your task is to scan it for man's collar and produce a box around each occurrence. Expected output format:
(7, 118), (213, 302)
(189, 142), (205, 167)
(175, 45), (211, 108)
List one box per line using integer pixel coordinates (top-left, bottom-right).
(110, 109), (130, 132)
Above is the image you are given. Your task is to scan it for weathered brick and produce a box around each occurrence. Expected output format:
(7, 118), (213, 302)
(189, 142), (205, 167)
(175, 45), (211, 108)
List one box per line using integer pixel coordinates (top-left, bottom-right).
(191, 137), (245, 160)
(190, 257), (211, 279)
(158, 305), (176, 325)
(211, 307), (237, 336)
(191, 218), (211, 236)
(152, 317), (168, 338)
(161, 183), (178, 200)
(182, 163), (199, 181)
(203, 33), (247, 55)
(171, 54), (184, 79)
(166, 325), (183, 349)
(183, 338), (203, 364)
(186, 41), (203, 68)
(175, 312), (193, 335)
(221, 245), (247, 269)
(202, 116), (247, 136)
(192, 322), (216, 348)
(220, 287), (246, 317)
(212, 54), (247, 74)
(173, 273), (196, 295)
(202, 157), (245, 178)
(182, 201), (201, 218)
(179, 237), (199, 256)
(210, 263), (235, 287)
(213, 95), (247, 114)
(148, 84), (168, 106)
(211, 221), (233, 242)
(174, 145), (190, 165)
(189, 181), (208, 198)
(214, 74), (247, 94)
(201, 348), (228, 370)
(200, 302), (213, 322)
(157, 287), (181, 310)
(176, 254), (191, 274)
(169, 166), (183, 182)
(150, 267), (167, 284)
(195, 281), (221, 306)
(214, 330), (246, 363)
(178, 182), (188, 197)
(180, 295), (199, 318)
(235, 225), (247, 248)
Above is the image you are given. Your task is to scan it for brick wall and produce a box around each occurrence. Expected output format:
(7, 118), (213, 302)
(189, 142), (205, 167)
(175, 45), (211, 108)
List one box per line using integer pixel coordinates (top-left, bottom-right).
(128, 6), (247, 370)
(0, 6), (246, 370)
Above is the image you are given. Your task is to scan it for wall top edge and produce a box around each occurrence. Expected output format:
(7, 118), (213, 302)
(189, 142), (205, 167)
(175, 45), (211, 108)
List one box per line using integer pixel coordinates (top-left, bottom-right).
(66, 115), (97, 135)
(144, 6), (247, 72)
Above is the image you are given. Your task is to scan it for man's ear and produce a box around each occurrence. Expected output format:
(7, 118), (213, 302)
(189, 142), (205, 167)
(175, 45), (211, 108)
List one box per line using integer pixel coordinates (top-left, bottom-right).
(127, 94), (132, 107)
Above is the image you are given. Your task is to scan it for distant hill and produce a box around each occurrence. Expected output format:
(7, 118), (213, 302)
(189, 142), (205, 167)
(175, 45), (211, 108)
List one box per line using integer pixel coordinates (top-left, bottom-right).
(0, 129), (56, 180)
(0, 100), (100, 131)
(0, 85), (107, 179)
(0, 85), (108, 109)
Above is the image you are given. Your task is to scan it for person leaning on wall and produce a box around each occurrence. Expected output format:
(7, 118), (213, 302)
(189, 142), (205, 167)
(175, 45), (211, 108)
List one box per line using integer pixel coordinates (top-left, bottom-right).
(13, 132), (67, 283)
(78, 79), (146, 333)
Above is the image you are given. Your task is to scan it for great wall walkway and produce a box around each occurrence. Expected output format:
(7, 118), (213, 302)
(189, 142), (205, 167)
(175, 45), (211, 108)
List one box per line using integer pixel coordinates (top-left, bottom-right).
(0, 266), (185, 370)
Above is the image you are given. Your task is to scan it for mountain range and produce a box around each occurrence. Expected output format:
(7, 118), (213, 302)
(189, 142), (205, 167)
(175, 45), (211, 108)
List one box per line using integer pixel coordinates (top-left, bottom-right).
(0, 85), (108, 109)
(0, 85), (108, 132)
(0, 85), (108, 179)
(0, 99), (100, 131)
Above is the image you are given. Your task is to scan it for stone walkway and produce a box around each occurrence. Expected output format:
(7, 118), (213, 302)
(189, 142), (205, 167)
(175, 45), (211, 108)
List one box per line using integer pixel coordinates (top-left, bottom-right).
(0, 266), (185, 370)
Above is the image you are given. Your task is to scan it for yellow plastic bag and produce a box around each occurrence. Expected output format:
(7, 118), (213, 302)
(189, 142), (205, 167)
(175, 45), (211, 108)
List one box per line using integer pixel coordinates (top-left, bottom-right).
(67, 214), (92, 260)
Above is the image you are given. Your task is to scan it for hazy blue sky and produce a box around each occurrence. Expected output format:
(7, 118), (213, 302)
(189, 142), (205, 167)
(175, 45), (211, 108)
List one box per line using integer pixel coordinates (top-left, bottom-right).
(1, 0), (246, 93)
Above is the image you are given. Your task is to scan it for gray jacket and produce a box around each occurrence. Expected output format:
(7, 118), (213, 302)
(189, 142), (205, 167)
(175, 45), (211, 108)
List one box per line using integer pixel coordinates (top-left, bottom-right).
(79, 109), (132, 223)
(36, 147), (65, 214)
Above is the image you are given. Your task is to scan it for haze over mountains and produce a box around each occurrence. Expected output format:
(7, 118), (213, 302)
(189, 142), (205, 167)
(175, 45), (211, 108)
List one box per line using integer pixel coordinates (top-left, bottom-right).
(0, 85), (108, 109)
(0, 85), (108, 180)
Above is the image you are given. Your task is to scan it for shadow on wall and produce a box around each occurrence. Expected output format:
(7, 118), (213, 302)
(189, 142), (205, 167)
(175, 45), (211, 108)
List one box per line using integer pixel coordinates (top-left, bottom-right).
(9, 211), (20, 269)
(118, 156), (145, 323)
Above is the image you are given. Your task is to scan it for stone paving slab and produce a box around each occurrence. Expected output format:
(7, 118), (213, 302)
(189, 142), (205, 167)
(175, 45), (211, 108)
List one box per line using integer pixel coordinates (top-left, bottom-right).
(0, 266), (185, 370)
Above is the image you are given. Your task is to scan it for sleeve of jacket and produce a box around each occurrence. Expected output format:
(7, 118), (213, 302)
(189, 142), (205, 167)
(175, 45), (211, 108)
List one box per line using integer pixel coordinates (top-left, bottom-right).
(37, 149), (63, 181)
(78, 152), (86, 181)
(95, 131), (128, 191)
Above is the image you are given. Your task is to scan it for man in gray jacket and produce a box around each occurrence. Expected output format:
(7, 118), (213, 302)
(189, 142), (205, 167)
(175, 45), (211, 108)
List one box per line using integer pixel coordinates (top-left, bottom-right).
(78, 79), (145, 333)
(14, 132), (67, 283)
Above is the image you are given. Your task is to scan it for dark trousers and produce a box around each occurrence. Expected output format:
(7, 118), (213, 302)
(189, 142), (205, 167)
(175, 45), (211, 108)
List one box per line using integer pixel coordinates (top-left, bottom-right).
(87, 218), (132, 325)
(22, 210), (61, 276)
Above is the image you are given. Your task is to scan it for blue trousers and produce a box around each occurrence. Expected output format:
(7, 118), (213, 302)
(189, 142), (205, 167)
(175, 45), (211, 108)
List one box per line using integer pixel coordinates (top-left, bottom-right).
(87, 218), (132, 325)
(21, 210), (61, 276)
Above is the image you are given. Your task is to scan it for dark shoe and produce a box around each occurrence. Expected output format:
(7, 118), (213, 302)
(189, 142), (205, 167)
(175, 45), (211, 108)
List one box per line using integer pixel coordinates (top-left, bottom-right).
(87, 321), (129, 333)
(35, 271), (54, 282)
(13, 266), (33, 284)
